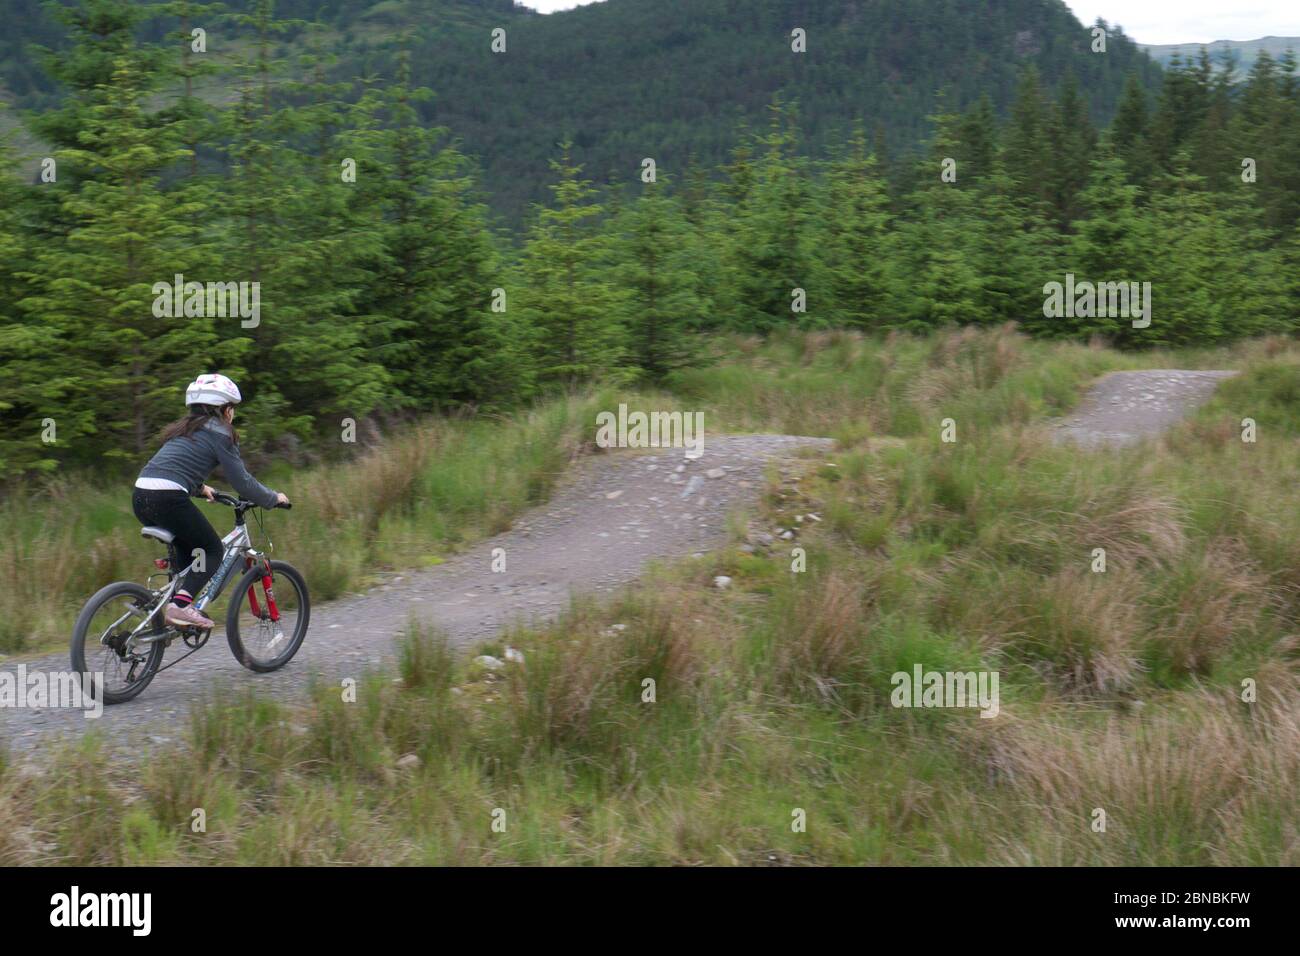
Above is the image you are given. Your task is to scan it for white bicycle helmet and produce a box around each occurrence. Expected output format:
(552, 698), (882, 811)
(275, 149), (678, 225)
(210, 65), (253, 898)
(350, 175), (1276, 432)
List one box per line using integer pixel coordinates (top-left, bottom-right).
(185, 373), (242, 407)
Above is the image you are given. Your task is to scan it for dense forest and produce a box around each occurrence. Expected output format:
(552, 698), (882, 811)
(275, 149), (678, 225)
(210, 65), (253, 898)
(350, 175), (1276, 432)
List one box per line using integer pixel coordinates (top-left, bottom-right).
(3, 0), (1160, 218)
(0, 0), (1297, 482)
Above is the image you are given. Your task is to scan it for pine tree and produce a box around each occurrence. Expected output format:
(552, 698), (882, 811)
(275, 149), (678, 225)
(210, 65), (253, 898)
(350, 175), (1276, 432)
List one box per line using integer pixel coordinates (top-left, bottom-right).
(1066, 143), (1151, 345)
(614, 182), (703, 380)
(1193, 66), (1237, 193)
(216, 2), (293, 446)
(0, 131), (64, 478)
(27, 0), (157, 156)
(1002, 67), (1054, 216)
(1146, 156), (1237, 346)
(1112, 72), (1149, 156)
(218, 1), (390, 448)
(1048, 73), (1097, 227)
(518, 145), (627, 387)
(19, 56), (218, 465)
(911, 187), (982, 329)
(972, 161), (1060, 329)
(1218, 182), (1291, 338)
(1149, 52), (1212, 174)
(347, 52), (528, 411)
(1268, 221), (1300, 335)
(727, 100), (817, 333)
(157, 0), (224, 180)
(957, 95), (998, 186)
(821, 129), (893, 330)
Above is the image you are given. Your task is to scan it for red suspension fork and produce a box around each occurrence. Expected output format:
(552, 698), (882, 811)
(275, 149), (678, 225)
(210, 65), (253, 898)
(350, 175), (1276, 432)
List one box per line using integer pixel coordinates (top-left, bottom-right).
(244, 557), (263, 618)
(244, 558), (281, 622)
(261, 560), (281, 623)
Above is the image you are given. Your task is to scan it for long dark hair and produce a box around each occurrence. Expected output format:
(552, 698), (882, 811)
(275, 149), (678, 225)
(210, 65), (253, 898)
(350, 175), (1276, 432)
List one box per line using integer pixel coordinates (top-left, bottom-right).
(158, 404), (239, 446)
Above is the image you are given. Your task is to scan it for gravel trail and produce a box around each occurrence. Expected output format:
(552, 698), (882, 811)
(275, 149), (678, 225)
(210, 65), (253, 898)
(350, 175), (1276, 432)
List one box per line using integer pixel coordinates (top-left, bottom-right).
(1053, 369), (1237, 449)
(0, 435), (832, 757)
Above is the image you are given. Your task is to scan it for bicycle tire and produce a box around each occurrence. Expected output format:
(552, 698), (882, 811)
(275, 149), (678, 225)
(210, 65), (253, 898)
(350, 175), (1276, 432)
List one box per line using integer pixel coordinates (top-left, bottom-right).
(70, 582), (167, 705)
(225, 560), (311, 673)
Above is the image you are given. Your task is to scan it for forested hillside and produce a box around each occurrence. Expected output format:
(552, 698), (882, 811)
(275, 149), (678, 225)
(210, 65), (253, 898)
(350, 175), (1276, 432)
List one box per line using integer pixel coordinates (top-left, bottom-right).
(406, 0), (1162, 217)
(3, 0), (1161, 218)
(0, 0), (524, 111)
(0, 0), (1297, 483)
(1141, 36), (1300, 72)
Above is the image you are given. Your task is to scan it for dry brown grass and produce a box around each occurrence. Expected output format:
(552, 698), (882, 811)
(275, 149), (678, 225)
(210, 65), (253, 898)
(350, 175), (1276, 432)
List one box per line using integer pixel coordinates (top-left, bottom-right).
(768, 570), (872, 703)
(0, 762), (32, 865)
(1073, 493), (1188, 571)
(306, 422), (437, 530)
(976, 569), (1147, 695)
(1147, 541), (1275, 675)
(909, 323), (1025, 411)
(502, 590), (708, 755)
(974, 685), (1300, 864)
(796, 328), (866, 366)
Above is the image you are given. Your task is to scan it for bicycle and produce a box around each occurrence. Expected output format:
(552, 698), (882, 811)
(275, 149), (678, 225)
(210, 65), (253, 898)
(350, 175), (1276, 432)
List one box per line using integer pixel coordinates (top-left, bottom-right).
(70, 491), (310, 705)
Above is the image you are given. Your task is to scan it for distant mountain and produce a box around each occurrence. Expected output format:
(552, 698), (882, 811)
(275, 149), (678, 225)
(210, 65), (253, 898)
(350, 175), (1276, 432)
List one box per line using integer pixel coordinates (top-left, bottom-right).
(394, 0), (1164, 218)
(1139, 36), (1300, 73)
(1, 0), (1163, 222)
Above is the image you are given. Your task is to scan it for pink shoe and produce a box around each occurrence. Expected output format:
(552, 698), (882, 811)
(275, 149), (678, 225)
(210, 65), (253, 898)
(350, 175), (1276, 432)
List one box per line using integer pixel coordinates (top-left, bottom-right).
(165, 602), (215, 630)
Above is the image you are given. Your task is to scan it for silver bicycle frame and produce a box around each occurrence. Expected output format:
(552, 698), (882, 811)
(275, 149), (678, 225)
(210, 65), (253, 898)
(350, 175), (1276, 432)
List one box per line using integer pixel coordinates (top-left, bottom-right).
(193, 523), (256, 612)
(118, 521), (264, 648)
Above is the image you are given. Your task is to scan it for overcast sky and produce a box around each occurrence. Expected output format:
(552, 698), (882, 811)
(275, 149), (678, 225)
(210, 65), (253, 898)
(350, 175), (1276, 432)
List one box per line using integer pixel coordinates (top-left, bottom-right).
(516, 1), (1300, 45)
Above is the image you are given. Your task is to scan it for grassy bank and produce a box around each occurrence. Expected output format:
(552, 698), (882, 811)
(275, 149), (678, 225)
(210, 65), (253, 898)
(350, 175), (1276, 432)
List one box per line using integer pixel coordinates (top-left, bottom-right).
(4, 327), (1295, 865)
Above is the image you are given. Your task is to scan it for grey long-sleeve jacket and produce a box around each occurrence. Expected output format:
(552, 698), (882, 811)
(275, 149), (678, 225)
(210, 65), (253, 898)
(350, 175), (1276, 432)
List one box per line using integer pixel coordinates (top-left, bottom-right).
(138, 418), (279, 509)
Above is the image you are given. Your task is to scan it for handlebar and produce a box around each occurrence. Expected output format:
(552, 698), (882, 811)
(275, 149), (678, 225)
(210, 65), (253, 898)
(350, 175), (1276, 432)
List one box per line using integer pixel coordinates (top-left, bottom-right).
(205, 491), (291, 510)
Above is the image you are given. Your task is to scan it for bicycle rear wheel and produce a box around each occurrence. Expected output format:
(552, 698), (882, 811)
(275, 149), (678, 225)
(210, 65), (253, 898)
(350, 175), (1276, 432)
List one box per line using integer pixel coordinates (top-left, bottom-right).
(70, 582), (167, 705)
(225, 560), (310, 672)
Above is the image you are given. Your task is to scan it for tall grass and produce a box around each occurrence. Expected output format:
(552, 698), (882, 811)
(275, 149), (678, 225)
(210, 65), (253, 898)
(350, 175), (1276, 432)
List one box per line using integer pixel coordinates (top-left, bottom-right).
(3, 327), (1296, 864)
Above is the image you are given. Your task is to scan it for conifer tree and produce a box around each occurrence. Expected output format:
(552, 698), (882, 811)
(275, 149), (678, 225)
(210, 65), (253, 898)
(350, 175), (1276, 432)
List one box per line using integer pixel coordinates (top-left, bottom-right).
(971, 162), (1060, 328)
(727, 100), (817, 333)
(1048, 74), (1097, 227)
(821, 129), (893, 330)
(27, 0), (157, 156)
(1112, 71), (1152, 189)
(1066, 144), (1150, 345)
(1002, 67), (1054, 217)
(20, 57), (218, 464)
(347, 53), (528, 410)
(614, 182), (702, 380)
(219, 1), (389, 447)
(518, 145), (627, 386)
(0, 133), (63, 478)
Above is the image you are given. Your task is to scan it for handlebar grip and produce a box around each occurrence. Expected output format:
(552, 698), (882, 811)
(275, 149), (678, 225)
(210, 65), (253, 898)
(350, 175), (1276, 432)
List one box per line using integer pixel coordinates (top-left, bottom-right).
(276, 501), (292, 510)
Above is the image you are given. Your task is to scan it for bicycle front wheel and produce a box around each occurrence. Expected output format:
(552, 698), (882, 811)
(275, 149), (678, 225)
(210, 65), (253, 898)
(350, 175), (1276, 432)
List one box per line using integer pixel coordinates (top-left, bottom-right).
(225, 560), (310, 672)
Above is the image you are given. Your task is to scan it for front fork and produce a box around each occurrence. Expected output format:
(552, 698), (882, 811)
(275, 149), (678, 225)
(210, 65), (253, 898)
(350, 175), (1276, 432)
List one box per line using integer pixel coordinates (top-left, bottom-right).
(244, 556), (281, 623)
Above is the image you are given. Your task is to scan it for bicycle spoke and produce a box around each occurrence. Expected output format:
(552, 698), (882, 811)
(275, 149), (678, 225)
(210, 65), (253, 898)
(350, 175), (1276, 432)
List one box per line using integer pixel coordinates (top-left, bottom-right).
(236, 569), (304, 667)
(78, 592), (162, 698)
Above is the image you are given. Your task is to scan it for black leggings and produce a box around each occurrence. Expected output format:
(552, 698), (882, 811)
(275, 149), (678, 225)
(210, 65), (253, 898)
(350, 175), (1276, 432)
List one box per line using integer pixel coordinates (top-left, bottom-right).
(132, 489), (223, 600)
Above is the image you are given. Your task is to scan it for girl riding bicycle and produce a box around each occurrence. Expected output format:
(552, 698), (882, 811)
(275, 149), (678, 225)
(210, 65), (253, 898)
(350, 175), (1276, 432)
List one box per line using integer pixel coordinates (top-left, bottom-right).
(133, 374), (290, 631)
